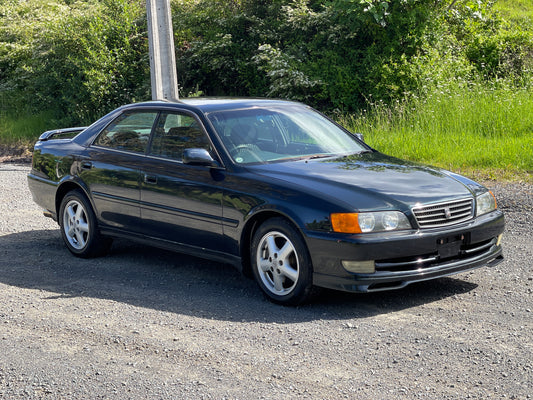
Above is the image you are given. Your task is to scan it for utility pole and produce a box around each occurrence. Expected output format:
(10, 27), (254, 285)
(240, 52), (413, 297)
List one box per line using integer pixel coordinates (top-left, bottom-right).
(146, 0), (179, 101)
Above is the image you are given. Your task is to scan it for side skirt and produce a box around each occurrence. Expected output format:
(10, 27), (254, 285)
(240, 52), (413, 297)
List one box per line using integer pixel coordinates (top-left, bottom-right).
(99, 227), (243, 271)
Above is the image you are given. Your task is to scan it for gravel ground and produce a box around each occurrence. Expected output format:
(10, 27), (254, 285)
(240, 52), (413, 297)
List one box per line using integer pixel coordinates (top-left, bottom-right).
(0, 163), (531, 399)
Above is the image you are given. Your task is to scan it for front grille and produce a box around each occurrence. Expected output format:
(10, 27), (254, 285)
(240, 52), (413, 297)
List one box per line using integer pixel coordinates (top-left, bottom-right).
(412, 198), (473, 228)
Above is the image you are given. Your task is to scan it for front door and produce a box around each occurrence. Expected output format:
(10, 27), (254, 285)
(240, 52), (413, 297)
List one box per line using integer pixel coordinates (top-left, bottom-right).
(140, 111), (226, 253)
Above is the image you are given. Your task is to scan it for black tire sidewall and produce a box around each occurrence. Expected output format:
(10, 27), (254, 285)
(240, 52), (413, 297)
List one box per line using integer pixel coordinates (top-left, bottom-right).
(251, 217), (313, 305)
(59, 189), (100, 258)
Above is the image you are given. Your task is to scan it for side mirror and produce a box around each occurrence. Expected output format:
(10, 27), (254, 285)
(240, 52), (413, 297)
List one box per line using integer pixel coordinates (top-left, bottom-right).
(183, 148), (220, 167)
(354, 133), (365, 142)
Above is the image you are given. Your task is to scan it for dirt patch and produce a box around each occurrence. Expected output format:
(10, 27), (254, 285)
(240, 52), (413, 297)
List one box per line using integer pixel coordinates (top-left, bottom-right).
(0, 143), (32, 163)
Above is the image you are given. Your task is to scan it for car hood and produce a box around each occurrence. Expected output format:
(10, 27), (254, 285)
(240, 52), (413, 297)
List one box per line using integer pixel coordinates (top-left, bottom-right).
(246, 152), (482, 212)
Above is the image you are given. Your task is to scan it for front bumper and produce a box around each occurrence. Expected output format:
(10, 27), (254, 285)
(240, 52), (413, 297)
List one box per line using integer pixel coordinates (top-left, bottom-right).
(307, 210), (505, 293)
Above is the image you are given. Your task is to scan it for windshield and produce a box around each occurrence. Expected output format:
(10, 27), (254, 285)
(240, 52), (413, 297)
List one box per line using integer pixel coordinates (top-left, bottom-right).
(207, 104), (368, 164)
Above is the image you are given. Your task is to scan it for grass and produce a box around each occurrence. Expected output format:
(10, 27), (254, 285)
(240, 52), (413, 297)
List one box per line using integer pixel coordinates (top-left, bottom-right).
(340, 82), (533, 183)
(494, 0), (533, 24)
(0, 110), (55, 145)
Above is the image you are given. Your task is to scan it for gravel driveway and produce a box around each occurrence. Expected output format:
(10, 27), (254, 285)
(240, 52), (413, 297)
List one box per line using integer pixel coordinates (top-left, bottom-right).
(0, 163), (531, 399)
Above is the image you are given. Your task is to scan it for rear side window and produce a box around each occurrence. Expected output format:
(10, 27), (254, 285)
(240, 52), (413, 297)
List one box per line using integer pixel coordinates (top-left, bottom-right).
(93, 111), (157, 153)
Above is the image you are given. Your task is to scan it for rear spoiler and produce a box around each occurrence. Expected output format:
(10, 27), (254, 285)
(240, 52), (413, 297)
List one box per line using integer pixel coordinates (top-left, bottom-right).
(38, 127), (88, 141)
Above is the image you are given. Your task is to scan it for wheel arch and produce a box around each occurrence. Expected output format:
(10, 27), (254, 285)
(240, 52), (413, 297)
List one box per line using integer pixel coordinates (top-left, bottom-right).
(239, 209), (306, 279)
(55, 180), (92, 217)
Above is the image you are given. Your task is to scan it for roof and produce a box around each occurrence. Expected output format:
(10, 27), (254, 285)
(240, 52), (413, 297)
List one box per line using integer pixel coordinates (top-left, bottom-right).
(129, 97), (304, 113)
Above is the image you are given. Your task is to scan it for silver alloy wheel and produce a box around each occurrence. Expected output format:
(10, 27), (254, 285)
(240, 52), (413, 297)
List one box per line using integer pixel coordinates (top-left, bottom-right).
(62, 199), (90, 250)
(256, 231), (300, 296)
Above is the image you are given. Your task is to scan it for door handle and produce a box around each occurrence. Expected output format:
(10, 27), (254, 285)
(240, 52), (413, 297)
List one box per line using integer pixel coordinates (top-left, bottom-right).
(81, 162), (92, 170)
(144, 174), (157, 184)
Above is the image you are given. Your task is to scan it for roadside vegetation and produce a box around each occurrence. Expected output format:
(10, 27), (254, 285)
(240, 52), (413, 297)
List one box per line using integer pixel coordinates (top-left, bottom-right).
(342, 81), (533, 181)
(1, 0), (531, 181)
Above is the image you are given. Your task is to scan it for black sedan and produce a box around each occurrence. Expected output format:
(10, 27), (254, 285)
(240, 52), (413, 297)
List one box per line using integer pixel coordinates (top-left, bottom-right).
(28, 99), (504, 305)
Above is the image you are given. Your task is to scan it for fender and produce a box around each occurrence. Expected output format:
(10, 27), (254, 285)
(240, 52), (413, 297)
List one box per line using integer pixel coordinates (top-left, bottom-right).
(55, 175), (95, 218)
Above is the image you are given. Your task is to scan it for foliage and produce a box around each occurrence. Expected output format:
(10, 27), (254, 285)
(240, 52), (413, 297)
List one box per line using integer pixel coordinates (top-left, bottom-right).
(0, 0), (531, 178)
(1, 0), (531, 118)
(0, 0), (150, 126)
(171, 0), (532, 111)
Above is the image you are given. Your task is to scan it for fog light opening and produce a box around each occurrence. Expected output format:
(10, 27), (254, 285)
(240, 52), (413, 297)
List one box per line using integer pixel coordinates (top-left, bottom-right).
(342, 260), (376, 274)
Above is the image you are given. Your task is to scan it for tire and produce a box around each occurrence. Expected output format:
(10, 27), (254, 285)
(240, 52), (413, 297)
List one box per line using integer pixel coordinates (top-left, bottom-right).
(59, 189), (111, 258)
(251, 217), (314, 305)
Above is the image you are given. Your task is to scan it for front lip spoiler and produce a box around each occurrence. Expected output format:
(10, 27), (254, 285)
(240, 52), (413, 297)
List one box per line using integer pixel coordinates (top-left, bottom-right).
(43, 210), (56, 220)
(313, 246), (504, 293)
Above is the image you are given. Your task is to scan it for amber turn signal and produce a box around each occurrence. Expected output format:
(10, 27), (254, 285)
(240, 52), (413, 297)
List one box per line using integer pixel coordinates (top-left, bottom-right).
(330, 213), (361, 234)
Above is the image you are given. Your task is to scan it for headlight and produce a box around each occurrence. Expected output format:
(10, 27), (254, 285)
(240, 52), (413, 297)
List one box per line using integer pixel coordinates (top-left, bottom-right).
(476, 191), (497, 217)
(331, 211), (411, 233)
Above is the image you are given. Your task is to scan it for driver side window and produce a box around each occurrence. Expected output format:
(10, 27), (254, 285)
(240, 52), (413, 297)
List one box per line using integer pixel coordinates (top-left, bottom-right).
(149, 112), (210, 161)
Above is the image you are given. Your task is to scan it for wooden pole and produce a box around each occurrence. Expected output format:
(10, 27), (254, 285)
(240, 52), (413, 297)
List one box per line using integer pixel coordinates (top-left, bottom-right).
(146, 0), (179, 101)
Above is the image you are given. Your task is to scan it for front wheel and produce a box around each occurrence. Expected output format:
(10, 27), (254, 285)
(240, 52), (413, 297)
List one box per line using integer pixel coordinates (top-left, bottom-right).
(251, 217), (314, 305)
(59, 189), (111, 258)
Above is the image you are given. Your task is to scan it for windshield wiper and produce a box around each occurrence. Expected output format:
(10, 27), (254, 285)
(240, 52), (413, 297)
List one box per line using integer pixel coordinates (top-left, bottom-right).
(300, 151), (371, 161)
(304, 154), (335, 160)
(343, 149), (373, 157)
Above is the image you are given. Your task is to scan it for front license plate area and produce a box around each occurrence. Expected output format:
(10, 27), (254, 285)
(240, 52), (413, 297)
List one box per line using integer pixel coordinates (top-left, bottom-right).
(437, 234), (465, 259)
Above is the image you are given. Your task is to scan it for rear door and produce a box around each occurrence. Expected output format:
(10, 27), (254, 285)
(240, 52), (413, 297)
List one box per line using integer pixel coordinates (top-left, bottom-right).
(82, 110), (158, 233)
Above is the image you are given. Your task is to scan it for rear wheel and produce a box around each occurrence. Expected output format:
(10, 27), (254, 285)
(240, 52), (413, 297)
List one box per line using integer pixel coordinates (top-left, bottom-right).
(59, 189), (111, 258)
(251, 217), (314, 305)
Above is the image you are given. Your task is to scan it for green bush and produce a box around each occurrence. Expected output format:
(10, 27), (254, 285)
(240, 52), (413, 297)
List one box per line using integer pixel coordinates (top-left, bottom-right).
(0, 0), (150, 127)
(0, 0), (531, 126)
(172, 0), (532, 111)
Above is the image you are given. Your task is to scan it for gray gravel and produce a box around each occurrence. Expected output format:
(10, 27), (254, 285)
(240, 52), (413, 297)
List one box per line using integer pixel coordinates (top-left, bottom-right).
(0, 163), (531, 399)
